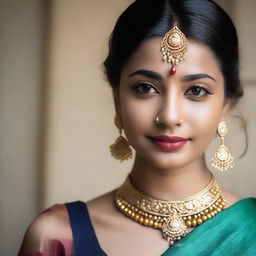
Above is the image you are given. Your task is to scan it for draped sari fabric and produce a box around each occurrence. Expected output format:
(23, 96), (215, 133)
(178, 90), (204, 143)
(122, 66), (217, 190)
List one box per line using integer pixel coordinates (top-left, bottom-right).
(161, 198), (256, 256)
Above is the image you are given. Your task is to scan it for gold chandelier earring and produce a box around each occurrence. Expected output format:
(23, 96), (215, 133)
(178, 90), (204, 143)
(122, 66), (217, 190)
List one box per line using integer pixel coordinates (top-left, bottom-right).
(211, 121), (234, 171)
(110, 115), (133, 162)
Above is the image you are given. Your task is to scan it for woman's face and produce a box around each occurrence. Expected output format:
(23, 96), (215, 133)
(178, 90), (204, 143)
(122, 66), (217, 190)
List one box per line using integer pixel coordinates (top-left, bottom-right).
(116, 37), (229, 169)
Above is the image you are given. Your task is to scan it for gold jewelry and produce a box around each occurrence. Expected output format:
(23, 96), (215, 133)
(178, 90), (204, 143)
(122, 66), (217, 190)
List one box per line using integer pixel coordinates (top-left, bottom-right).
(211, 121), (234, 171)
(110, 116), (133, 162)
(155, 116), (184, 126)
(115, 174), (226, 246)
(155, 116), (161, 125)
(161, 26), (189, 75)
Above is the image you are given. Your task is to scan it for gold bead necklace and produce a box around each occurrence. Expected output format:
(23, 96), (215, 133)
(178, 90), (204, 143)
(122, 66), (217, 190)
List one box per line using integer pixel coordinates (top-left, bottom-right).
(115, 173), (226, 246)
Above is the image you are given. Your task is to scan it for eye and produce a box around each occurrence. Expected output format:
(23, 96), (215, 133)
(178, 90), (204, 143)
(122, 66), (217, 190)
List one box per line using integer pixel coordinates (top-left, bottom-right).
(185, 85), (213, 98)
(130, 82), (159, 94)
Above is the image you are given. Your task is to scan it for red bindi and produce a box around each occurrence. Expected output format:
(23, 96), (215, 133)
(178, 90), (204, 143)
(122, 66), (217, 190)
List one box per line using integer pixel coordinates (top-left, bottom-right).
(169, 67), (176, 75)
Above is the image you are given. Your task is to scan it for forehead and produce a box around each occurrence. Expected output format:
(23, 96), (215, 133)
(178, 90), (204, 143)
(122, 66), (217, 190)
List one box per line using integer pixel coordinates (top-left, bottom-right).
(121, 37), (224, 84)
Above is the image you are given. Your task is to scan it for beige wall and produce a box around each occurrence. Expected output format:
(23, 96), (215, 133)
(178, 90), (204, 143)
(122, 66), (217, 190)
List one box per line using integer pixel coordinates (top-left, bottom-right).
(0, 0), (44, 255)
(1, 0), (255, 254)
(43, 0), (134, 208)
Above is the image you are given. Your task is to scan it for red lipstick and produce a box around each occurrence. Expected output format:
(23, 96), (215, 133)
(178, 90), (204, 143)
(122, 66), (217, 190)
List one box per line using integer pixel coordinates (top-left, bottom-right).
(149, 136), (188, 151)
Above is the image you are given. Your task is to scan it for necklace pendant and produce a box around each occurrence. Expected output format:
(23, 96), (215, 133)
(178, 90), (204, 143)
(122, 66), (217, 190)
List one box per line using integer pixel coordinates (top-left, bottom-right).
(162, 214), (188, 245)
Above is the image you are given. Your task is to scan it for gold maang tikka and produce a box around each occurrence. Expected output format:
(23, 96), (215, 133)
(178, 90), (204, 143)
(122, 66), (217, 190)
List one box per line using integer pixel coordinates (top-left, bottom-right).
(161, 26), (189, 75)
(211, 121), (234, 171)
(109, 115), (133, 162)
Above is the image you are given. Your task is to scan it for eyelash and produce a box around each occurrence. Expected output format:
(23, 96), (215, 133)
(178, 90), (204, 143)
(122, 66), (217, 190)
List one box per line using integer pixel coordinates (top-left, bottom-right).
(130, 82), (213, 98)
(130, 82), (159, 94)
(185, 86), (214, 98)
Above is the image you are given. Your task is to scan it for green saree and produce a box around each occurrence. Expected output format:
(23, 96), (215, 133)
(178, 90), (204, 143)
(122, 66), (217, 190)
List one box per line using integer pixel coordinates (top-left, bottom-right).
(161, 197), (256, 256)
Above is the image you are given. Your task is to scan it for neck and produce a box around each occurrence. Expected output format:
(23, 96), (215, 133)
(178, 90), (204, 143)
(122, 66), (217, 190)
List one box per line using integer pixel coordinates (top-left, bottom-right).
(129, 154), (212, 201)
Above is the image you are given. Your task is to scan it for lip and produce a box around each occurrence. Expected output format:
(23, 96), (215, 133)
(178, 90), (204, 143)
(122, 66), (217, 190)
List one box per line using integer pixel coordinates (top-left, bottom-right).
(148, 135), (188, 151)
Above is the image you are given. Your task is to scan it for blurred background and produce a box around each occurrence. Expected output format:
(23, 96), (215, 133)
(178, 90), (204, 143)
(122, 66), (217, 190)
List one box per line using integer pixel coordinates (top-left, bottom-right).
(0, 0), (255, 255)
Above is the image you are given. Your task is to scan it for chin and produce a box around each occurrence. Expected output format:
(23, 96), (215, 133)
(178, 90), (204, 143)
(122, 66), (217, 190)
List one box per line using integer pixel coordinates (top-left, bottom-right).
(138, 150), (194, 170)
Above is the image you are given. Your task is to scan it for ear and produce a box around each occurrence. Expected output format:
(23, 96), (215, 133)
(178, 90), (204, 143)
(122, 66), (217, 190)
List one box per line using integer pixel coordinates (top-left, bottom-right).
(219, 100), (231, 121)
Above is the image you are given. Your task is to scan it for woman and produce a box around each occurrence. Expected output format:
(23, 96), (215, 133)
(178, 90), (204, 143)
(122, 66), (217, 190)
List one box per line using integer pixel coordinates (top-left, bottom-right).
(19, 0), (256, 255)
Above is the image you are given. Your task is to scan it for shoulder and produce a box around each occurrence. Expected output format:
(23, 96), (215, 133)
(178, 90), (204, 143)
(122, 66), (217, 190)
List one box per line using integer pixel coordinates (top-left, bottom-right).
(222, 189), (256, 219)
(28, 203), (71, 237)
(18, 203), (73, 255)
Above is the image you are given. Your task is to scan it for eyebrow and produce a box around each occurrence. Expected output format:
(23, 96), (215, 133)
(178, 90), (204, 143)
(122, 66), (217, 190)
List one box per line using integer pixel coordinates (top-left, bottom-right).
(128, 69), (163, 80)
(181, 73), (217, 83)
(128, 70), (217, 83)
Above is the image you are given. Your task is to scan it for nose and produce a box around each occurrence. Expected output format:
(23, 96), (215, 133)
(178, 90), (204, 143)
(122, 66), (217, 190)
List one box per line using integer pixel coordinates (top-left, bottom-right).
(155, 92), (184, 128)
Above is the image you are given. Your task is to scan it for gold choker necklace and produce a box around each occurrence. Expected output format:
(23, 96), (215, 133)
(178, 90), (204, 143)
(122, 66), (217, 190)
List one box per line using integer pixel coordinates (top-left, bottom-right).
(115, 174), (226, 246)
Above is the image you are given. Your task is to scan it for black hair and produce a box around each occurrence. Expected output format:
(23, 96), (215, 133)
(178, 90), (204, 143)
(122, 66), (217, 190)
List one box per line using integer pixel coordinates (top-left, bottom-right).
(104, 0), (243, 105)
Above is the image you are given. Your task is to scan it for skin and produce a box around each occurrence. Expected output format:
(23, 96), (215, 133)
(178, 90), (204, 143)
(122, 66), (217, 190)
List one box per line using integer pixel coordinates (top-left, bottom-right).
(116, 37), (231, 200)
(19, 37), (241, 256)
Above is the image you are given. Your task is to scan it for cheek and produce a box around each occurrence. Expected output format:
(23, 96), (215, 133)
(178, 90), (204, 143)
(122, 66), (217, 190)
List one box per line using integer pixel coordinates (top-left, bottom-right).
(183, 99), (225, 161)
(121, 98), (147, 134)
(119, 94), (157, 143)
(185, 99), (224, 141)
